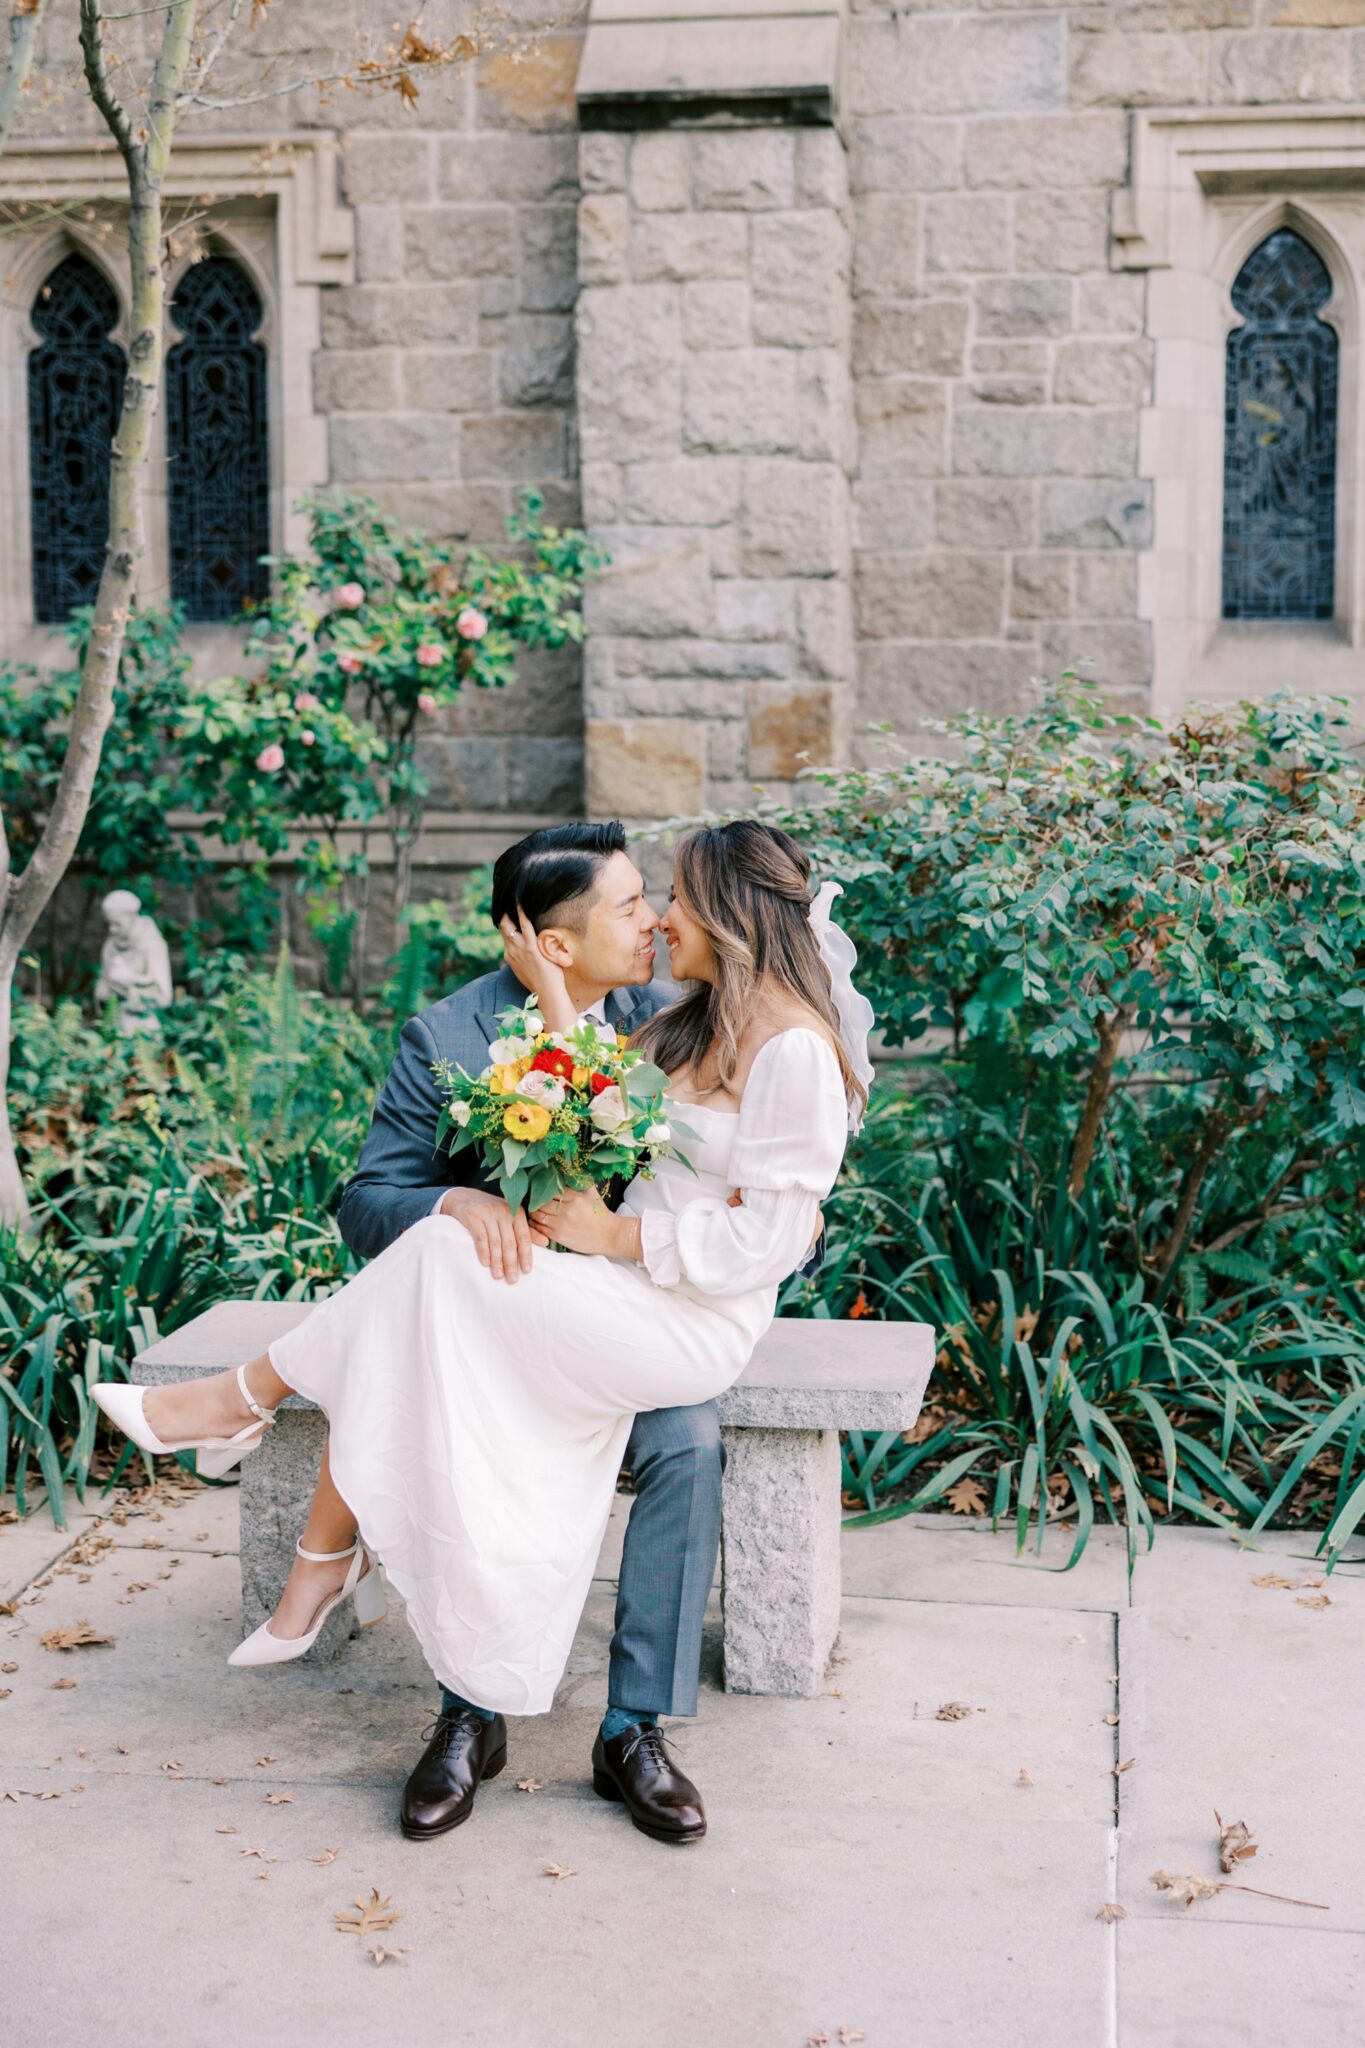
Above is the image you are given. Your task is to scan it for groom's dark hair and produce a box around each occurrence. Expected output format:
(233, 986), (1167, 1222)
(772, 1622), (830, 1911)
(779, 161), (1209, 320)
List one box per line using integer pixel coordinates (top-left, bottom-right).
(490, 821), (628, 934)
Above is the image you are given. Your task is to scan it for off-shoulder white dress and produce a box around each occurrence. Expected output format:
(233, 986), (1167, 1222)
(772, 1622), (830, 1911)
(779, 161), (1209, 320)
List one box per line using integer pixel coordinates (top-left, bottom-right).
(268, 1028), (849, 1714)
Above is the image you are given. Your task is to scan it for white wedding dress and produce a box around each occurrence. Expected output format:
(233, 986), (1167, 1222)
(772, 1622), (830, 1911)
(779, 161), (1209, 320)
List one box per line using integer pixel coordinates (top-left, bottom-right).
(268, 1028), (850, 1715)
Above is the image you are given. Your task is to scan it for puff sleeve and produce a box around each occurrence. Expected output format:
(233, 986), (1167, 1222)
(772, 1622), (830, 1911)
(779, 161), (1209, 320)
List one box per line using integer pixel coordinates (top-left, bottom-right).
(639, 1029), (849, 1298)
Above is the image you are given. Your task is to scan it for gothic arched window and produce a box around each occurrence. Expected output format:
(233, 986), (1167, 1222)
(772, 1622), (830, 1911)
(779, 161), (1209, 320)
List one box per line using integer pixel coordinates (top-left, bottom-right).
(27, 253), (125, 623)
(1222, 229), (1338, 621)
(165, 254), (270, 621)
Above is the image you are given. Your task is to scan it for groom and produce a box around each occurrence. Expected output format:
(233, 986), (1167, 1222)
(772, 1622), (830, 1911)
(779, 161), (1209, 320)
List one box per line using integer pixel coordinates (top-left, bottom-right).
(339, 821), (719, 1847)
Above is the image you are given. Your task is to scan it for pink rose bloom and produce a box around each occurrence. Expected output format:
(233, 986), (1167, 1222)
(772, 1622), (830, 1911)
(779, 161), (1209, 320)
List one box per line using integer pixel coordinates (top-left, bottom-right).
(256, 743), (285, 774)
(293, 689), (321, 712)
(300, 729), (316, 747)
(334, 581), (365, 610)
(335, 650), (364, 675)
(417, 692), (437, 715)
(455, 606), (488, 641)
(415, 642), (443, 668)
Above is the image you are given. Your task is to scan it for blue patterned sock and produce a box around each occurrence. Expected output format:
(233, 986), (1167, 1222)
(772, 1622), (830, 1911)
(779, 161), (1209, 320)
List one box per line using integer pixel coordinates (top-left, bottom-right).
(601, 1705), (658, 1743)
(440, 1685), (495, 1722)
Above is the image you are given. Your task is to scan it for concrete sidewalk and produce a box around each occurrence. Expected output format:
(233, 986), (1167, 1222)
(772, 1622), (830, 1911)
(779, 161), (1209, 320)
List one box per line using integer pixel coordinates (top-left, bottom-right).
(2, 1479), (1360, 2048)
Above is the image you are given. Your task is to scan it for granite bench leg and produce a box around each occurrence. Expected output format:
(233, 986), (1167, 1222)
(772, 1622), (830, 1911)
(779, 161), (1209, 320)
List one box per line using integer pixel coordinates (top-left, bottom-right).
(238, 1405), (355, 1664)
(719, 1425), (841, 1697)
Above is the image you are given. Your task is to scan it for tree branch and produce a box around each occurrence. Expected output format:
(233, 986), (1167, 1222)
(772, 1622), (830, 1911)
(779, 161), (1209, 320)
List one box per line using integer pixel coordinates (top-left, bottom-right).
(0, 2), (43, 156)
(1067, 1004), (1132, 1200)
(77, 0), (140, 173)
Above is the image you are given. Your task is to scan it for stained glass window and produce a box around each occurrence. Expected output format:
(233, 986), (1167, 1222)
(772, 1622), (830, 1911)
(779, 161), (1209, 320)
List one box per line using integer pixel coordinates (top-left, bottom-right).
(27, 253), (126, 623)
(165, 255), (269, 621)
(1222, 229), (1337, 621)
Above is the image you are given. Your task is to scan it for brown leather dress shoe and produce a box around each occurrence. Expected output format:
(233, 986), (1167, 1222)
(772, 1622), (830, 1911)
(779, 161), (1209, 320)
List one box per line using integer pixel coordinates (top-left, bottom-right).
(591, 1722), (706, 1844)
(400, 1708), (508, 1841)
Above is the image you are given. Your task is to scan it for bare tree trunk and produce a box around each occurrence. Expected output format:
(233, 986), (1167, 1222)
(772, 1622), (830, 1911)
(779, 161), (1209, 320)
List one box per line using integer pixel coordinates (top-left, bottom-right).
(1067, 1005), (1131, 1200)
(0, 0), (199, 1225)
(0, 1), (42, 153)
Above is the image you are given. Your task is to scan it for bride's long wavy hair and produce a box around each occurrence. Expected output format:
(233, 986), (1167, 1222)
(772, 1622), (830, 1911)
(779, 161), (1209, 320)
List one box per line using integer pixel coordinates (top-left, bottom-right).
(632, 821), (866, 1118)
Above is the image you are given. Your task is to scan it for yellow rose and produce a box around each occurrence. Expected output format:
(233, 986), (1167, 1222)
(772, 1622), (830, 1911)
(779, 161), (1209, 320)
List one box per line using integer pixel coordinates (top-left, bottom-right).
(489, 1063), (523, 1094)
(571, 1064), (590, 1088)
(503, 1102), (552, 1142)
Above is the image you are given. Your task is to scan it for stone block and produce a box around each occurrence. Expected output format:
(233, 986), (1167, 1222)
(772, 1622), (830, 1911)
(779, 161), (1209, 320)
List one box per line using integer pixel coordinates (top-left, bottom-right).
(858, 640), (1036, 726)
(517, 207), (579, 313)
(505, 735), (584, 811)
(974, 277), (1073, 338)
(496, 318), (573, 409)
(418, 734), (508, 808)
(1212, 29), (1351, 103)
(740, 459), (847, 579)
(585, 718), (707, 816)
(461, 412), (566, 481)
(720, 1426), (841, 1696)
(1039, 620), (1153, 692)
(624, 637), (791, 681)
(683, 349), (799, 456)
(402, 206), (515, 281)
(623, 457), (740, 528)
(925, 195), (1012, 275)
(795, 129), (850, 211)
(714, 579), (797, 643)
(629, 130), (690, 212)
(796, 350), (855, 469)
(320, 284), (479, 350)
(355, 205), (403, 282)
(849, 13), (1065, 117)
(852, 479), (935, 552)
(709, 525), (742, 579)
(581, 460), (623, 524)
(342, 133), (434, 205)
(683, 280), (751, 352)
(1040, 480), (1153, 550)
(746, 684), (839, 780)
(363, 482), (512, 544)
(953, 407), (1135, 480)
(796, 581), (854, 682)
(1078, 274), (1147, 336)
(312, 348), (400, 413)
(964, 112), (1129, 191)
(400, 348), (497, 414)
(1015, 191), (1111, 276)
(1010, 552), (1074, 621)
(691, 131), (796, 212)
(1075, 551), (1137, 617)
(752, 212), (849, 350)
(630, 213), (748, 285)
(934, 479), (1038, 550)
(440, 133), (579, 205)
(855, 378), (948, 477)
(1053, 339), (1153, 407)
(580, 131), (628, 195)
(852, 193), (920, 300)
(577, 193), (628, 286)
(967, 367), (1048, 408)
(585, 527), (713, 638)
(330, 412), (456, 483)
(577, 284), (682, 463)
(1068, 31), (1208, 106)
(855, 551), (1005, 641)
(853, 300), (968, 379)
(476, 35), (580, 132)
(851, 116), (962, 196)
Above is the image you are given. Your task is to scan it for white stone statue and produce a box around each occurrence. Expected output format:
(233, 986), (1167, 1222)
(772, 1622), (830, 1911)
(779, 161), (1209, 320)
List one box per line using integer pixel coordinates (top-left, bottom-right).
(95, 890), (174, 1036)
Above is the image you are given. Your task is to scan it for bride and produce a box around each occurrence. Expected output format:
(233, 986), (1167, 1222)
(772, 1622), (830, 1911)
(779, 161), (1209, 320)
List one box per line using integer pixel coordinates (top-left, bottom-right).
(94, 821), (871, 1818)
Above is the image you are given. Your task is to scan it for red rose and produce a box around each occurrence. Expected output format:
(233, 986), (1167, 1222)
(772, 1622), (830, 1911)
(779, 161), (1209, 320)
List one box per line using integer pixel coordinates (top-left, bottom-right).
(589, 1071), (614, 1095)
(531, 1047), (575, 1080)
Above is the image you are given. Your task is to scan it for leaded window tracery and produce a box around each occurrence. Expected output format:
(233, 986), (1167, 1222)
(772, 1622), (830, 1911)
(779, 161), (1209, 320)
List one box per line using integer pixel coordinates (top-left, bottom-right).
(165, 254), (270, 622)
(27, 253), (126, 623)
(1222, 229), (1338, 621)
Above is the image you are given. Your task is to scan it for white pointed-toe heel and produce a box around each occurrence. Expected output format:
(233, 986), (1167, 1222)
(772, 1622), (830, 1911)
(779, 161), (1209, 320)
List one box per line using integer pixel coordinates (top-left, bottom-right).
(92, 1362), (277, 1479)
(228, 1539), (386, 1668)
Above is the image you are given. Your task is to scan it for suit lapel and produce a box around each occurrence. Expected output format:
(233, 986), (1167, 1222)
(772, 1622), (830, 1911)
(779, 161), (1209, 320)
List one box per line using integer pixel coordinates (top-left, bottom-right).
(473, 964), (529, 1050)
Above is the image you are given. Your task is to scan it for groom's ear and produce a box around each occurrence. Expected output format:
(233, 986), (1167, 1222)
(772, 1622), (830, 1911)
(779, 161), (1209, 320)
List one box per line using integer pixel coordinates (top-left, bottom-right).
(537, 923), (578, 970)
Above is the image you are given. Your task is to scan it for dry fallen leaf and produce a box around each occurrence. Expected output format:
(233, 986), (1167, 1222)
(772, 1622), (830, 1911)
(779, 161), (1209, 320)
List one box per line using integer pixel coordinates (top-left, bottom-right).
(1215, 1811), (1258, 1872)
(215, 1825), (238, 1836)
(239, 1846), (278, 1864)
(935, 1701), (974, 1722)
(1095, 1901), (1127, 1923)
(334, 1890), (401, 1936)
(1252, 1573), (1295, 1591)
(1296, 1594), (1331, 1612)
(0, 1600), (19, 1617)
(541, 1863), (577, 1882)
(367, 1945), (410, 1966)
(0, 1689), (10, 1702)
(515, 1778), (543, 1794)
(311, 1848), (341, 1866)
(1016, 1768), (1034, 1788)
(807, 2036), (829, 2048)
(160, 1761), (183, 1775)
(1115, 1758), (1136, 1775)
(1104, 1713), (1120, 1726)
(40, 1622), (114, 1652)
(1, 1789), (20, 1802)
(1, 1662), (17, 1674)
(141, 1539), (164, 1550)
(116, 1744), (130, 1756)
(945, 1477), (986, 1515)
(256, 1756), (279, 1767)
(838, 2031), (865, 2046)
(50, 1678), (77, 1691)
(36, 1790), (61, 1801)
(1150, 1867), (1328, 1912)
(264, 1792), (294, 1806)
(211, 1777), (229, 1787)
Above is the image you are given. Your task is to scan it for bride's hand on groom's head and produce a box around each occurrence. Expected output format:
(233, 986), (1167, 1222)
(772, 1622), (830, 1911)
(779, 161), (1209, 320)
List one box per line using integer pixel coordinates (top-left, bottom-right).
(499, 908), (577, 1032)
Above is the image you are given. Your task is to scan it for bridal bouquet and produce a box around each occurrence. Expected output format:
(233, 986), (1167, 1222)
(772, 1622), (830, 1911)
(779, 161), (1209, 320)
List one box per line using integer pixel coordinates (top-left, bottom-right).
(431, 997), (693, 1214)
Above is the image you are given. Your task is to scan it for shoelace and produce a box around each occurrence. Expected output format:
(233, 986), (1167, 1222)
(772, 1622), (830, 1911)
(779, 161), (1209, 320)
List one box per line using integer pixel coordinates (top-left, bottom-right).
(619, 1723), (679, 1773)
(419, 1711), (483, 1757)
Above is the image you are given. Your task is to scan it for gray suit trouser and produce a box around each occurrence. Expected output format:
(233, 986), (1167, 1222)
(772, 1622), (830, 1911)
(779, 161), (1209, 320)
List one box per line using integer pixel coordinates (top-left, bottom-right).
(610, 1402), (725, 1718)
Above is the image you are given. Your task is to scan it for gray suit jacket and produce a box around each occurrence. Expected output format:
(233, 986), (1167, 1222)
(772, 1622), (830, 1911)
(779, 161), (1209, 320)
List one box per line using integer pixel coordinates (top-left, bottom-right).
(337, 964), (675, 1262)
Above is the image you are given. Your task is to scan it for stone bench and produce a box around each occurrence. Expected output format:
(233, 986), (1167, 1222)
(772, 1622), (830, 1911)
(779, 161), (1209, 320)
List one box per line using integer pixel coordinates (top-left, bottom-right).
(134, 1302), (934, 1697)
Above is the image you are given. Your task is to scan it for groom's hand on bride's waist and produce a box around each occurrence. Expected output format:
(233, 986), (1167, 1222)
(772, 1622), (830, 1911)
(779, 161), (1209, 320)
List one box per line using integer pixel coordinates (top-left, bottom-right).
(437, 1186), (549, 1284)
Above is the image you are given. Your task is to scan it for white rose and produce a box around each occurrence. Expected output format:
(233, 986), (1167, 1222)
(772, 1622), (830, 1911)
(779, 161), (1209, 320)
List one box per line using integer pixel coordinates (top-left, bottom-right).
(589, 1084), (633, 1136)
(448, 1099), (472, 1128)
(522, 1011), (544, 1037)
(518, 1071), (566, 1109)
(488, 1035), (532, 1065)
(644, 1121), (672, 1145)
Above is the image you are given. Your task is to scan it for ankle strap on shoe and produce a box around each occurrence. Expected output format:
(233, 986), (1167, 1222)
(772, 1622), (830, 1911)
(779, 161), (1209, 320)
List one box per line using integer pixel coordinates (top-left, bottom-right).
(295, 1538), (360, 1562)
(235, 1362), (277, 1426)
